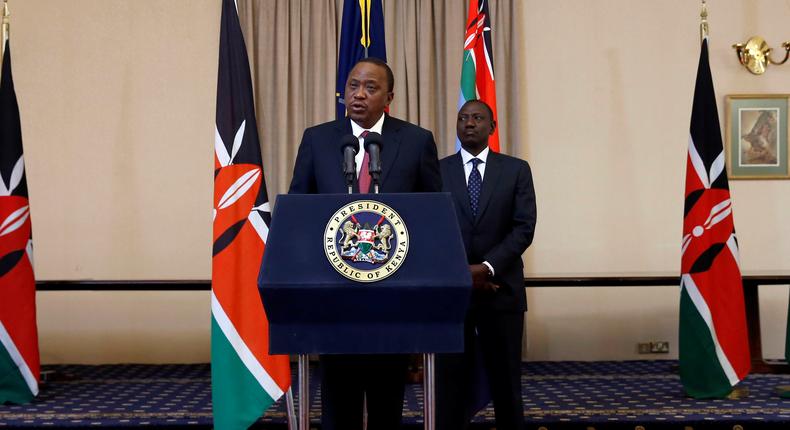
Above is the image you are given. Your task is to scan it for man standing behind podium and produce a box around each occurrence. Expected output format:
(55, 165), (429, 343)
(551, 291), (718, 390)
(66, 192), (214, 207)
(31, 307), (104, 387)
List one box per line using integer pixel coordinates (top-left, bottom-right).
(288, 58), (441, 430)
(437, 99), (536, 430)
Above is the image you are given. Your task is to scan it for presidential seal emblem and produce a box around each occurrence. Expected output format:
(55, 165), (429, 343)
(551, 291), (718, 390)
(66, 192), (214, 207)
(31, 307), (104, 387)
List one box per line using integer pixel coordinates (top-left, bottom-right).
(324, 200), (409, 282)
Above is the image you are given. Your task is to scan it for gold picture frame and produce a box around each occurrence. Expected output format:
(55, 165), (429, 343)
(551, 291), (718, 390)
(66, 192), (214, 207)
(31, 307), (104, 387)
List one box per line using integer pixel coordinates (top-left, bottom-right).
(725, 94), (790, 179)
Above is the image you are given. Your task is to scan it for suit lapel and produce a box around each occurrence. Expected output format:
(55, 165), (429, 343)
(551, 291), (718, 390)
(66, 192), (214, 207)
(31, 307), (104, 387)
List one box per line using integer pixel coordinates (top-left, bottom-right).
(475, 150), (502, 223)
(378, 115), (402, 189)
(447, 152), (475, 223)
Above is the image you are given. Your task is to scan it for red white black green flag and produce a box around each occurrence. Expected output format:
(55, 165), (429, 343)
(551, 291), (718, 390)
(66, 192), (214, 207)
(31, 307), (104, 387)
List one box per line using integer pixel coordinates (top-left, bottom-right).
(211, 0), (290, 427)
(457, 0), (499, 152)
(679, 37), (750, 398)
(0, 36), (39, 404)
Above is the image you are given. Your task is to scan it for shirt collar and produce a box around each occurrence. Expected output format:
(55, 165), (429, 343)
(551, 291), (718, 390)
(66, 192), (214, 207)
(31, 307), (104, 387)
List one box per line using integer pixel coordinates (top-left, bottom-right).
(350, 113), (386, 138)
(460, 145), (490, 165)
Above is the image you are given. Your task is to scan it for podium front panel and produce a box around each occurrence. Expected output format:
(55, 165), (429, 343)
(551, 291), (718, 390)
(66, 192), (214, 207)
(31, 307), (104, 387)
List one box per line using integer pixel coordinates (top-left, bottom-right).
(259, 193), (471, 354)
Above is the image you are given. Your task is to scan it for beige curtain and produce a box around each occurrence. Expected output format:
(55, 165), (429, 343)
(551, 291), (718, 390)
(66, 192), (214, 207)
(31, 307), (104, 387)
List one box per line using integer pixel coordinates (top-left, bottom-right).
(238, 0), (522, 198)
(236, 0), (340, 198)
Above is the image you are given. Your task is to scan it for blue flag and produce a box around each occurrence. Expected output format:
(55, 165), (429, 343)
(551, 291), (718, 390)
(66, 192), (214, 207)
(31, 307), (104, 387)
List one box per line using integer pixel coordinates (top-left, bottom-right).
(335, 0), (387, 119)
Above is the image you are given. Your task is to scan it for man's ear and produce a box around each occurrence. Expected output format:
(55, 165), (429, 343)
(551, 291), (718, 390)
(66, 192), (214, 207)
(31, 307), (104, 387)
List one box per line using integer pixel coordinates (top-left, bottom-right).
(490, 120), (497, 135)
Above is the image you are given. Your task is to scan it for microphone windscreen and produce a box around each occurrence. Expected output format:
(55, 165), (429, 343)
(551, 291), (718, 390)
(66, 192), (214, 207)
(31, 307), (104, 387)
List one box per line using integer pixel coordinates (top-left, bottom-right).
(339, 134), (359, 154)
(363, 132), (384, 152)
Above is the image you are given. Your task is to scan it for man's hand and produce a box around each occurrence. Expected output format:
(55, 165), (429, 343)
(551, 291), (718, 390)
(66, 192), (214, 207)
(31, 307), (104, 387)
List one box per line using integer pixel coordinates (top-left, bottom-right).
(470, 264), (499, 292)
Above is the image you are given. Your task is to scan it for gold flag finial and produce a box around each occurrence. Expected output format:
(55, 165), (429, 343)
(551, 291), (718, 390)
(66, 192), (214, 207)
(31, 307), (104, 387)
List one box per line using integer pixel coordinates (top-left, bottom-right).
(1, 0), (9, 82)
(700, 0), (709, 42)
(2, 0), (9, 58)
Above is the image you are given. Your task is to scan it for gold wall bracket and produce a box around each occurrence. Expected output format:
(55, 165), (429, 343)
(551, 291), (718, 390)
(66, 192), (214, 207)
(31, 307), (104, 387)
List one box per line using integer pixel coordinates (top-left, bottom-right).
(733, 36), (790, 75)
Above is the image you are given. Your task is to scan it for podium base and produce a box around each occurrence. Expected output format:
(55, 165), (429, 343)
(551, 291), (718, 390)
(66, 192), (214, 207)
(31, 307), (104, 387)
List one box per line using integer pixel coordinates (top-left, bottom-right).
(296, 353), (437, 430)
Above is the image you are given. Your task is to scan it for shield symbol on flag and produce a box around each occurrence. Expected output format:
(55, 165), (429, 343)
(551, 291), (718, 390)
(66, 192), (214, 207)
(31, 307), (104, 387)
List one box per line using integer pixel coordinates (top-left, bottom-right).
(357, 229), (375, 254)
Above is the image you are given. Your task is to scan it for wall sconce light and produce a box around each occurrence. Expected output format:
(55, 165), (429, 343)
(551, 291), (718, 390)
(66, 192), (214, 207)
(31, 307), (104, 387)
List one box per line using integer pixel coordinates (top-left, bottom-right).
(733, 36), (790, 75)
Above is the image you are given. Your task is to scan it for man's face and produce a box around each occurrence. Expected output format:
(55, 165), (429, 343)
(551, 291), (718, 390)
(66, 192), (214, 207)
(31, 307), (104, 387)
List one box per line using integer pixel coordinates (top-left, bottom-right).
(344, 62), (393, 129)
(457, 101), (495, 152)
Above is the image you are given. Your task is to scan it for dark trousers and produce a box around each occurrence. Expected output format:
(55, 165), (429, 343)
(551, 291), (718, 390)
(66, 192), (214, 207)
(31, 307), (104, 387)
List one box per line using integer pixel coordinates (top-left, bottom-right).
(436, 311), (525, 430)
(320, 353), (409, 430)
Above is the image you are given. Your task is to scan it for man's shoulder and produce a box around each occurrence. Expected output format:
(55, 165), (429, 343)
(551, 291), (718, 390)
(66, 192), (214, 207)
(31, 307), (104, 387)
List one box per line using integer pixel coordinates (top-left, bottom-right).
(438, 149), (529, 167)
(385, 115), (432, 136)
(439, 151), (461, 165)
(490, 151), (530, 169)
(304, 118), (346, 133)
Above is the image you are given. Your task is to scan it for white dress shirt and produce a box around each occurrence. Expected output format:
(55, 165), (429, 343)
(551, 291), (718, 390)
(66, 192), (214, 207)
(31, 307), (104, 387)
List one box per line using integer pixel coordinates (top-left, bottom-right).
(460, 145), (490, 184)
(350, 113), (386, 176)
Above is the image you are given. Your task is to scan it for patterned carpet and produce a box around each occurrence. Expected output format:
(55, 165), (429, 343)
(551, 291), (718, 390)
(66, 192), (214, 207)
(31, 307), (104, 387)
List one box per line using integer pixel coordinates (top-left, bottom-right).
(1, 360), (789, 429)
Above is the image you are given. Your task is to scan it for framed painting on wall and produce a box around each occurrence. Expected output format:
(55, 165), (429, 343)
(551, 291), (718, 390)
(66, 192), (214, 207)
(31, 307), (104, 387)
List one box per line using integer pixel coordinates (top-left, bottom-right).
(725, 94), (789, 179)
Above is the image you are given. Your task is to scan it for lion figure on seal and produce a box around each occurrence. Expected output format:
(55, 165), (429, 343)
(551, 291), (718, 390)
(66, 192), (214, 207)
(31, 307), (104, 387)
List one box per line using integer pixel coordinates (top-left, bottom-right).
(340, 221), (359, 251)
(375, 224), (393, 251)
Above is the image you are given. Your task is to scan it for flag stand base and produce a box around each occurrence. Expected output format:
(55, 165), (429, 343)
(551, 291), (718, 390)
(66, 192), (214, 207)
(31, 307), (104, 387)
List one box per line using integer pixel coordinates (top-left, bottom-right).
(726, 386), (750, 399)
(775, 385), (790, 398)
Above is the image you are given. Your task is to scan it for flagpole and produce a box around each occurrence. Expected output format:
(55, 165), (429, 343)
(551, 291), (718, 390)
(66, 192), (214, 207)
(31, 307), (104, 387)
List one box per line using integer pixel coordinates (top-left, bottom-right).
(284, 387), (297, 430)
(362, 0), (368, 58)
(699, 0), (708, 42)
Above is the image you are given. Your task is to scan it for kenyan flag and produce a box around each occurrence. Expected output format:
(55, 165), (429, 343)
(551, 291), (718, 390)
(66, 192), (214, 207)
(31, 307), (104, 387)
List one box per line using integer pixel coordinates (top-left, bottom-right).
(0, 31), (39, 404)
(456, 0), (499, 152)
(679, 36), (750, 399)
(212, 1), (290, 428)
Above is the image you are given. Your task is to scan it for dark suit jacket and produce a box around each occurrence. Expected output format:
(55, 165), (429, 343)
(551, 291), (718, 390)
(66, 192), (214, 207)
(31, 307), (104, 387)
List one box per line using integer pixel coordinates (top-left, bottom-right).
(440, 150), (536, 313)
(289, 115), (441, 194)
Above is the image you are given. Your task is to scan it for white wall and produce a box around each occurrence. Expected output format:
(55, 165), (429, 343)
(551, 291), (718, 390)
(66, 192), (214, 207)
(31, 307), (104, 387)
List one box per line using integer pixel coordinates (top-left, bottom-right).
(11, 0), (216, 363)
(521, 0), (790, 360)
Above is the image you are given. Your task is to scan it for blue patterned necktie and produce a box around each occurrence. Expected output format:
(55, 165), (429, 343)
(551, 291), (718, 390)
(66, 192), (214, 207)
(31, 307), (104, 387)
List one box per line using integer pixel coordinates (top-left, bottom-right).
(468, 158), (483, 217)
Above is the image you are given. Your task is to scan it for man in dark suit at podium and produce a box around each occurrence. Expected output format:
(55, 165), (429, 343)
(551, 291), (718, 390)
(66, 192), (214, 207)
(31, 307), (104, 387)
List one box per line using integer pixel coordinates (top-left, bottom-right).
(437, 99), (536, 430)
(288, 58), (441, 430)
(289, 58), (441, 195)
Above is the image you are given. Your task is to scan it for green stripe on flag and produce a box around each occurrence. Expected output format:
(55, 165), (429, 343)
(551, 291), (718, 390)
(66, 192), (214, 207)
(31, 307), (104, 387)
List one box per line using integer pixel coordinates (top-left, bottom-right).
(211, 316), (276, 430)
(679, 288), (732, 398)
(460, 51), (477, 102)
(0, 342), (34, 404)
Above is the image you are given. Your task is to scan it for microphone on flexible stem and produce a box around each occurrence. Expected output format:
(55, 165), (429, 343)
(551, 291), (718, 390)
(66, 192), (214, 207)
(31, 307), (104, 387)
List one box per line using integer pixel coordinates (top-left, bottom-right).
(363, 132), (384, 194)
(339, 134), (359, 194)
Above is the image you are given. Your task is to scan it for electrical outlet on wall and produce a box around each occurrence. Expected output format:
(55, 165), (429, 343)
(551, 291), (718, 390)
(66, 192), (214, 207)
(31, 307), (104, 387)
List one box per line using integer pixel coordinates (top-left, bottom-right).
(650, 341), (670, 353)
(637, 341), (670, 354)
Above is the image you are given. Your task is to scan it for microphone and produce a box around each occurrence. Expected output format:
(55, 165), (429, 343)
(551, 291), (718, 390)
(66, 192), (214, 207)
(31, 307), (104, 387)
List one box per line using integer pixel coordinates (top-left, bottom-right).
(363, 132), (384, 193)
(340, 134), (359, 194)
(363, 131), (384, 178)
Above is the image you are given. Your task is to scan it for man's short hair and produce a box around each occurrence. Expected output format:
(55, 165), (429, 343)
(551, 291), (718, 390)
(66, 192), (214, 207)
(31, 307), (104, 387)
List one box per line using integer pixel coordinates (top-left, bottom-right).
(354, 57), (395, 92)
(462, 99), (494, 119)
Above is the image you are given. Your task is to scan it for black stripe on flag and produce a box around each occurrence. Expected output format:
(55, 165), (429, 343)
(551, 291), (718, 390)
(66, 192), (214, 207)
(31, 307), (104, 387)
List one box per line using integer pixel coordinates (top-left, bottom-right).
(0, 41), (28, 198)
(215, 0), (268, 210)
(689, 39), (729, 191)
